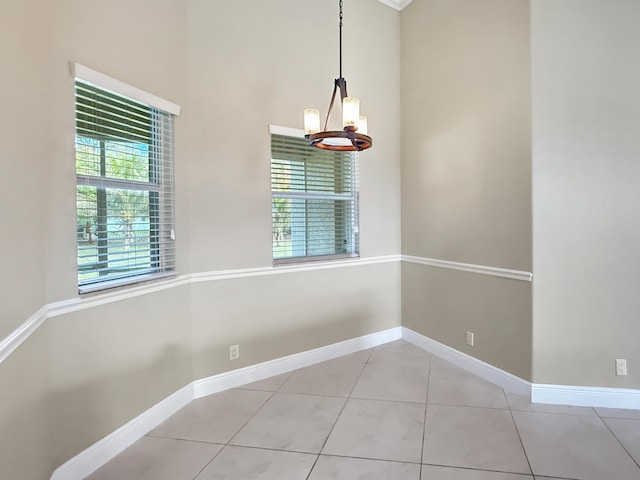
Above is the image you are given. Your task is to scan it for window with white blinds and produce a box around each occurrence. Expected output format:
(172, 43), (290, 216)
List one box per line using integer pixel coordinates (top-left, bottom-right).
(75, 78), (176, 292)
(271, 133), (359, 263)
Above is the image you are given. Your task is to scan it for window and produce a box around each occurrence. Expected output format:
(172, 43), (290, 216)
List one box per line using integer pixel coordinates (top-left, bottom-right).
(75, 67), (178, 293)
(271, 129), (359, 263)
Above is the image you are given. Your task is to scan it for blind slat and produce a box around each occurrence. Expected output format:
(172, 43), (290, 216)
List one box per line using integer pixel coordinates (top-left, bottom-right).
(271, 134), (359, 262)
(75, 79), (176, 290)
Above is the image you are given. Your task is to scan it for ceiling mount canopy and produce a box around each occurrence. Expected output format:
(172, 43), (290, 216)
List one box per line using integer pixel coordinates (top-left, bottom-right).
(304, 0), (372, 152)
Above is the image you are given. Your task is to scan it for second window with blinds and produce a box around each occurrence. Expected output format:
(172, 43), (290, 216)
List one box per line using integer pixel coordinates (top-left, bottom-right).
(271, 132), (359, 264)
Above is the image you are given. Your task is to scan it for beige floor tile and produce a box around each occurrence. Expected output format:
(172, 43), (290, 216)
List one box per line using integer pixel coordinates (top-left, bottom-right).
(87, 436), (222, 480)
(279, 360), (365, 397)
(506, 393), (596, 416)
(513, 411), (640, 480)
(421, 465), (533, 479)
(351, 362), (429, 403)
(308, 455), (421, 479)
(368, 340), (431, 367)
(595, 407), (640, 420)
(231, 393), (345, 453)
(322, 398), (425, 463)
(86, 341), (640, 479)
(239, 372), (293, 392)
(533, 478), (571, 480)
(423, 405), (530, 474)
(428, 359), (508, 409)
(603, 417), (640, 465)
(149, 389), (271, 443)
(195, 445), (316, 480)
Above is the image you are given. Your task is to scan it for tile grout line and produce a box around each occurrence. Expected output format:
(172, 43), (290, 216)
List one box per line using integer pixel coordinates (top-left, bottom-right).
(304, 347), (377, 479)
(190, 441), (226, 480)
(594, 410), (640, 471)
(419, 354), (433, 479)
(190, 389), (278, 480)
(421, 462), (541, 477)
(504, 388), (535, 477)
(225, 390), (278, 448)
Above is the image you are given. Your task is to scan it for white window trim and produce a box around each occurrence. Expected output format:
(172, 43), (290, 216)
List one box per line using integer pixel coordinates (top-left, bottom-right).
(269, 124), (304, 138)
(74, 66), (179, 294)
(72, 63), (181, 116)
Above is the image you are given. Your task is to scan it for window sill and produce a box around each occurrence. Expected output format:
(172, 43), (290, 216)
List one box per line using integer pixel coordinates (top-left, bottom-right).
(78, 271), (177, 296)
(273, 253), (360, 267)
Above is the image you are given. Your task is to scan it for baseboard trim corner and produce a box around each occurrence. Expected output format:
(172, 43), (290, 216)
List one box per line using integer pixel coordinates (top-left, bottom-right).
(401, 327), (531, 395)
(49, 327), (402, 480)
(50, 383), (194, 480)
(531, 383), (640, 410)
(193, 327), (402, 398)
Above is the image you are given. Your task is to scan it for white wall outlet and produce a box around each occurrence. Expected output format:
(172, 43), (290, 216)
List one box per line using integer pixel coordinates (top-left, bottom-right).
(466, 331), (474, 347)
(615, 358), (627, 376)
(229, 344), (240, 361)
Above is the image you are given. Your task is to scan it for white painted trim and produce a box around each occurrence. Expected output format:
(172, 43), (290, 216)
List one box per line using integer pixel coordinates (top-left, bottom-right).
(50, 328), (401, 479)
(46, 326), (640, 479)
(50, 383), (194, 480)
(376, 0), (415, 11)
(194, 327), (402, 398)
(189, 255), (401, 284)
(532, 383), (640, 410)
(73, 63), (181, 116)
(269, 124), (305, 138)
(402, 255), (532, 282)
(0, 256), (399, 367)
(401, 327), (531, 394)
(0, 306), (48, 364)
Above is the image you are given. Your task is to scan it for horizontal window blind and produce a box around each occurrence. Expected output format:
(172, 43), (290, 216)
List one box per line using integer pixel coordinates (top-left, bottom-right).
(271, 134), (359, 263)
(75, 80), (175, 291)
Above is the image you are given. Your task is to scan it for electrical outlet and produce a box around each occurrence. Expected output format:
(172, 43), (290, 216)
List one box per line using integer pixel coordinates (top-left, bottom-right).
(229, 344), (240, 361)
(616, 358), (627, 376)
(466, 331), (474, 347)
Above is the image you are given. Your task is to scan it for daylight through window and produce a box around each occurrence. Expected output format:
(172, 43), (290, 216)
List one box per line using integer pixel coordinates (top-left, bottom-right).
(271, 133), (359, 263)
(75, 79), (176, 292)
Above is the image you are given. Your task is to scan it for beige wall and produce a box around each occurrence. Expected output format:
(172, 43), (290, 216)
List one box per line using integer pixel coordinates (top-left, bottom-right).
(0, 1), (50, 340)
(5, 0), (640, 477)
(531, 0), (640, 388)
(191, 263), (401, 380)
(185, 0), (401, 270)
(0, 0), (402, 478)
(400, 0), (532, 378)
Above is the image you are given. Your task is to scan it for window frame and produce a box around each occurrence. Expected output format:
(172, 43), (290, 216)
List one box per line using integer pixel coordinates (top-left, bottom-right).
(73, 63), (180, 294)
(270, 125), (360, 266)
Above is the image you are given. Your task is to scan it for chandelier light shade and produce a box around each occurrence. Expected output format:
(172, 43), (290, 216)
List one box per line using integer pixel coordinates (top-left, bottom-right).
(304, 0), (372, 152)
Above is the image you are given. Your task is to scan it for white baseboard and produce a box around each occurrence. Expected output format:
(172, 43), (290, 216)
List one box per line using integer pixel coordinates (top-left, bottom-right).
(532, 383), (640, 410)
(194, 327), (402, 398)
(50, 383), (194, 480)
(49, 327), (401, 480)
(50, 326), (640, 480)
(401, 327), (531, 395)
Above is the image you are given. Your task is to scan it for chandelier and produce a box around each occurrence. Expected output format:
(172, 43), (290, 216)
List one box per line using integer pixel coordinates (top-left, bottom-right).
(303, 0), (372, 152)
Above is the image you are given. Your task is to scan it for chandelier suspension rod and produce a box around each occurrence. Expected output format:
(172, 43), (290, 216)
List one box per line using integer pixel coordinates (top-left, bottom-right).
(323, 1), (347, 133)
(303, 0), (372, 151)
(339, 0), (343, 79)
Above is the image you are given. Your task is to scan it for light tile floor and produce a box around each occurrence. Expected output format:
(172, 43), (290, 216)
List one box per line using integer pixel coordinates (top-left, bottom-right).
(87, 341), (640, 480)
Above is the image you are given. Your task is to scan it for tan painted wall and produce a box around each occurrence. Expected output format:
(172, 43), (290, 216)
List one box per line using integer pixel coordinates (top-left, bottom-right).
(0, 0), (402, 478)
(191, 263), (401, 380)
(0, 0), (51, 340)
(531, 0), (640, 388)
(400, 0), (532, 379)
(402, 263), (532, 379)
